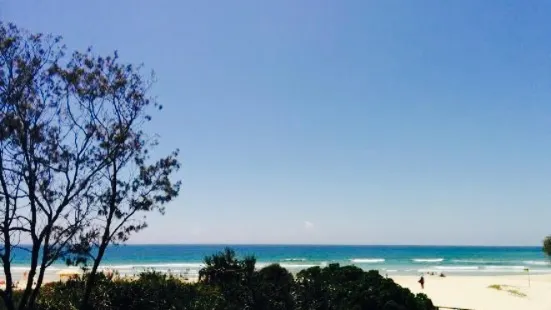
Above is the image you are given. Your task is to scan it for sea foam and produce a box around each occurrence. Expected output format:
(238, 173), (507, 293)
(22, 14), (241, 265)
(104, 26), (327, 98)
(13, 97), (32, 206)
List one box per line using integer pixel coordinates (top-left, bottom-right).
(434, 266), (479, 271)
(279, 263), (319, 269)
(350, 258), (385, 263)
(101, 263), (205, 270)
(451, 259), (507, 264)
(484, 265), (526, 270)
(412, 258), (444, 263)
(281, 258), (307, 262)
(523, 260), (550, 266)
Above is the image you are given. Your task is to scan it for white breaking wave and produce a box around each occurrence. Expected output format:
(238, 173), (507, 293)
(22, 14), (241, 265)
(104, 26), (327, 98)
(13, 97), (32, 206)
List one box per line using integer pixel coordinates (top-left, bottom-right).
(523, 261), (550, 266)
(100, 263), (205, 270)
(350, 258), (385, 263)
(258, 261), (326, 269)
(281, 258), (307, 262)
(434, 266), (479, 270)
(412, 258), (444, 263)
(484, 265), (526, 270)
(450, 259), (508, 264)
(279, 263), (319, 269)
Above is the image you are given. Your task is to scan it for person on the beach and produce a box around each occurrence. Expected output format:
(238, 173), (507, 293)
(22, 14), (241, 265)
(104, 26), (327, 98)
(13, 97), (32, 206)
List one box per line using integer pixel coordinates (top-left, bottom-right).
(418, 275), (425, 289)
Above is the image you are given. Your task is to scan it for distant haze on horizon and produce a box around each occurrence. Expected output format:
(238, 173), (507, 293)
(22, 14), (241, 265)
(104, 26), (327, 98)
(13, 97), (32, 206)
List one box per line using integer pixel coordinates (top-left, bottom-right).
(3, 1), (551, 246)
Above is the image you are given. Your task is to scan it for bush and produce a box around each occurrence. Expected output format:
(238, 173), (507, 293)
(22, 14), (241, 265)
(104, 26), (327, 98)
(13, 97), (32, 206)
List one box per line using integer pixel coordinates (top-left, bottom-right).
(294, 264), (435, 310)
(543, 235), (551, 258)
(197, 247), (256, 309)
(252, 264), (295, 310)
(36, 272), (223, 310)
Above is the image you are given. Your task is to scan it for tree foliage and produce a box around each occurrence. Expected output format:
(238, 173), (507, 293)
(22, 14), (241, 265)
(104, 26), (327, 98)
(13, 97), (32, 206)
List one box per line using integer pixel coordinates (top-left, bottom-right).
(543, 235), (551, 258)
(252, 264), (295, 310)
(293, 264), (434, 310)
(199, 247), (256, 286)
(0, 22), (180, 310)
(34, 272), (223, 310)
(197, 247), (257, 309)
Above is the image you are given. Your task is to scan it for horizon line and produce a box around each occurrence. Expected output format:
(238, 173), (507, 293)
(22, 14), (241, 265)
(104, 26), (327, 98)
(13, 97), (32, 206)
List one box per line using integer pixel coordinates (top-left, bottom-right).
(120, 243), (542, 248)
(11, 243), (543, 247)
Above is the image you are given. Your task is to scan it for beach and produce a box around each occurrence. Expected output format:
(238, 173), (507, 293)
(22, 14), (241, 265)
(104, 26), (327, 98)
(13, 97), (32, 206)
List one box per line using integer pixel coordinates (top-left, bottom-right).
(393, 274), (551, 310)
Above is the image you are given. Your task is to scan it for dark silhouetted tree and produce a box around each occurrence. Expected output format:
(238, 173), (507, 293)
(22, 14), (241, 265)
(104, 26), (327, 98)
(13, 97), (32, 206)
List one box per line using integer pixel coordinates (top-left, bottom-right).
(0, 22), (180, 310)
(199, 247), (256, 286)
(295, 264), (434, 310)
(253, 264), (295, 310)
(544, 235), (551, 258)
(59, 49), (182, 310)
(198, 248), (257, 309)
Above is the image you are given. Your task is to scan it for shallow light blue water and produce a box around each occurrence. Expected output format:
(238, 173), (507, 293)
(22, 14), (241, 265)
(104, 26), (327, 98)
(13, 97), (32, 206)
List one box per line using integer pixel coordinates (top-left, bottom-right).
(9, 245), (551, 276)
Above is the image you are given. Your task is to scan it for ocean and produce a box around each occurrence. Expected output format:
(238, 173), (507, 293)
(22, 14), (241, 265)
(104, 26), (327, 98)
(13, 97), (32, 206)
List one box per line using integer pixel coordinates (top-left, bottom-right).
(8, 245), (551, 277)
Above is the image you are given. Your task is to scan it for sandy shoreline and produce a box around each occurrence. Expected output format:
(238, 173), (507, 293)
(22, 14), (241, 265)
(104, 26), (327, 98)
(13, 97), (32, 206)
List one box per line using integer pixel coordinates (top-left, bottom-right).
(392, 274), (551, 310)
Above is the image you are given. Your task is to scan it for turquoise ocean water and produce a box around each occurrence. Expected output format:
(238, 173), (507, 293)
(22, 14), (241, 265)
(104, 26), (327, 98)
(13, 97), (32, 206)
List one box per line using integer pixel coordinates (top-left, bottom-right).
(9, 245), (551, 277)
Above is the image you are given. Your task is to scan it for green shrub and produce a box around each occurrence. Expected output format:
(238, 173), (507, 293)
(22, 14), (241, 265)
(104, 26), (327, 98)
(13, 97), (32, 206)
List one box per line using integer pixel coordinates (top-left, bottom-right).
(36, 272), (223, 310)
(252, 264), (295, 310)
(294, 265), (435, 310)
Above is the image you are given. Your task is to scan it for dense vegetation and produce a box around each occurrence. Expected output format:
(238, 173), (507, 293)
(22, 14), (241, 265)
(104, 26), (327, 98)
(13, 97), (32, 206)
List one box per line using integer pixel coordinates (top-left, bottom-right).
(1, 248), (435, 310)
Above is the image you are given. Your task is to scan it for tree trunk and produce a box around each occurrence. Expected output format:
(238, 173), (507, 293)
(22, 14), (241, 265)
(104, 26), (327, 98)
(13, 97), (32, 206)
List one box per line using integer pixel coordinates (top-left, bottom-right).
(27, 257), (49, 309)
(27, 271), (44, 310)
(79, 243), (107, 310)
(1, 251), (16, 310)
(17, 240), (40, 310)
(80, 161), (117, 310)
(1, 157), (16, 310)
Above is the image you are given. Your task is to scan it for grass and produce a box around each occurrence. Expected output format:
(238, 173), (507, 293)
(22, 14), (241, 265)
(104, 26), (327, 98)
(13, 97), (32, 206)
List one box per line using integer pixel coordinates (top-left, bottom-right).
(507, 288), (527, 297)
(488, 284), (527, 298)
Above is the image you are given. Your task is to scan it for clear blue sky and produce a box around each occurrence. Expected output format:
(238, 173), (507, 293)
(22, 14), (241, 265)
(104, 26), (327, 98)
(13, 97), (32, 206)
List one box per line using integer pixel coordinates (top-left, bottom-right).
(3, 1), (551, 246)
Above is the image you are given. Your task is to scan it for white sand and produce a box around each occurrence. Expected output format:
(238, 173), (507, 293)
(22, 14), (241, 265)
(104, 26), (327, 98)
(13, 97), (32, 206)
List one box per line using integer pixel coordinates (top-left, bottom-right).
(392, 274), (551, 310)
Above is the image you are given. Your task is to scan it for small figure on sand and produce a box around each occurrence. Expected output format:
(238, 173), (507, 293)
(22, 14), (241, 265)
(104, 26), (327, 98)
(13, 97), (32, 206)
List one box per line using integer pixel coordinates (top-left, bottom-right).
(418, 275), (425, 289)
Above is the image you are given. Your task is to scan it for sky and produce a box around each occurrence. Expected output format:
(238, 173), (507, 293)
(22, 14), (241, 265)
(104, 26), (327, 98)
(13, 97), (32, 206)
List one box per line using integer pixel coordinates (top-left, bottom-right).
(2, 1), (551, 246)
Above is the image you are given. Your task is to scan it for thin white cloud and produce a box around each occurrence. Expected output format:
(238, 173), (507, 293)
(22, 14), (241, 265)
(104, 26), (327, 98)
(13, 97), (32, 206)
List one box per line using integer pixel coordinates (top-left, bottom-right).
(304, 221), (314, 230)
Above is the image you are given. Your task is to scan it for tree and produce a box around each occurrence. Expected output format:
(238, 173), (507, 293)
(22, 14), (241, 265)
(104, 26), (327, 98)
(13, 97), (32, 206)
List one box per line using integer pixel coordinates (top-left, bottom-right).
(199, 247), (256, 286)
(543, 235), (551, 258)
(0, 22), (180, 310)
(252, 264), (295, 310)
(54, 49), (181, 310)
(198, 248), (257, 310)
(294, 264), (434, 310)
(0, 22), (96, 310)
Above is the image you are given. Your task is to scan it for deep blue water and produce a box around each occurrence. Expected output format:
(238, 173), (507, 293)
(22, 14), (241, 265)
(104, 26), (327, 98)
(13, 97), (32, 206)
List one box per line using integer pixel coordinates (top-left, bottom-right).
(9, 245), (551, 276)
